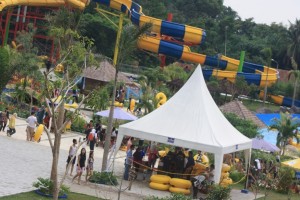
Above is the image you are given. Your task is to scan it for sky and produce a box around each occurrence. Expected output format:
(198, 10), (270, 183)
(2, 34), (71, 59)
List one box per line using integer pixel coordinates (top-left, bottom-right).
(223, 0), (300, 26)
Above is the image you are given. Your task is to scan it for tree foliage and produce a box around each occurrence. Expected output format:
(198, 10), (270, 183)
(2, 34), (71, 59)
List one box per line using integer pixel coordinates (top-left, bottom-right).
(224, 112), (259, 138)
(269, 112), (300, 155)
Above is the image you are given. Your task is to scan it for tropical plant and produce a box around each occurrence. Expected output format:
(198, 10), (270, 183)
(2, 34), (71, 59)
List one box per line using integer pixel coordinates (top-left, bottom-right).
(206, 185), (231, 200)
(286, 19), (300, 107)
(89, 171), (118, 186)
(288, 57), (300, 107)
(269, 112), (300, 155)
(0, 47), (10, 94)
(85, 86), (110, 112)
(33, 177), (70, 196)
(276, 166), (295, 194)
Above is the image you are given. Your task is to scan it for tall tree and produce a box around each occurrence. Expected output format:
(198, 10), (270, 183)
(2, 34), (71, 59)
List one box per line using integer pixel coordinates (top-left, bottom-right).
(286, 19), (300, 107)
(0, 47), (10, 94)
(101, 22), (151, 172)
(269, 112), (300, 155)
(40, 8), (94, 199)
(288, 57), (300, 107)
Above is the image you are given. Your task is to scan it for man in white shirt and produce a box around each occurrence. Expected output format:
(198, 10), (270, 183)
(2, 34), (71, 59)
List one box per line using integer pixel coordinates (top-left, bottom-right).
(26, 112), (38, 141)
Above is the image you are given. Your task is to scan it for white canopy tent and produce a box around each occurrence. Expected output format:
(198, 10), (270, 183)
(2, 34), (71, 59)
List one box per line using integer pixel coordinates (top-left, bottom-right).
(114, 65), (252, 183)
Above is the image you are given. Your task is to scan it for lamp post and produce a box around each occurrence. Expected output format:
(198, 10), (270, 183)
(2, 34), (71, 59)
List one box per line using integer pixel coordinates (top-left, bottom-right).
(225, 26), (228, 56)
(263, 59), (272, 107)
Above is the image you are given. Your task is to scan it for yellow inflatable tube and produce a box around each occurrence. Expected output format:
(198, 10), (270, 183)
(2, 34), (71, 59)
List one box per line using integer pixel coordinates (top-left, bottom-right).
(156, 92), (167, 108)
(170, 178), (192, 189)
(33, 124), (44, 142)
(150, 175), (171, 184)
(169, 186), (190, 195)
(149, 182), (169, 191)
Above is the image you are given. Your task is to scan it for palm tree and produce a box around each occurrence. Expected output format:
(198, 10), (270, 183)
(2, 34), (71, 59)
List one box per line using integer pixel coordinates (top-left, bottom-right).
(287, 19), (300, 107)
(288, 59), (300, 107)
(269, 112), (300, 155)
(101, 22), (152, 172)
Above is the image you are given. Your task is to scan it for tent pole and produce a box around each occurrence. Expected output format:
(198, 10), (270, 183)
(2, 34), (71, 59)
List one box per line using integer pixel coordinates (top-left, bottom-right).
(243, 149), (252, 190)
(214, 153), (224, 184)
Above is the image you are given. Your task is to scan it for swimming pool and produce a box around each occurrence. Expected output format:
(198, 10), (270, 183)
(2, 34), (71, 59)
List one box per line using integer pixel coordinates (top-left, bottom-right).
(256, 113), (300, 145)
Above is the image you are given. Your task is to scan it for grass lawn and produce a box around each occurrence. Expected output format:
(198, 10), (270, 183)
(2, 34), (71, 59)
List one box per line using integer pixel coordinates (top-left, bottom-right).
(256, 191), (299, 200)
(232, 183), (300, 200)
(242, 99), (280, 113)
(0, 191), (104, 200)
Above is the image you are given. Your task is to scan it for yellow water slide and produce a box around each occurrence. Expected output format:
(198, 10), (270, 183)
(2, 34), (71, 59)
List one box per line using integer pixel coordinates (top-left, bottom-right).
(0, 0), (88, 11)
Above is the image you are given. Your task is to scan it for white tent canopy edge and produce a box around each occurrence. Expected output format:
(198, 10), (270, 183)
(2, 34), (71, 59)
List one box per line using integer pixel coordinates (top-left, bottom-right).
(113, 65), (252, 183)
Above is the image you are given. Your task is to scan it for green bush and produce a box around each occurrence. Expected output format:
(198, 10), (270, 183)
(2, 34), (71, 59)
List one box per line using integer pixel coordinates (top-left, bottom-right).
(144, 193), (192, 200)
(32, 177), (70, 196)
(277, 167), (295, 193)
(251, 150), (276, 163)
(206, 185), (231, 200)
(229, 170), (245, 183)
(71, 116), (86, 133)
(89, 172), (118, 186)
(224, 113), (259, 138)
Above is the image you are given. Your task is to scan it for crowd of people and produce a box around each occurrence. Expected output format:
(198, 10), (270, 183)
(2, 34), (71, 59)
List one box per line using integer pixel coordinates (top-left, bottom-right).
(65, 139), (95, 185)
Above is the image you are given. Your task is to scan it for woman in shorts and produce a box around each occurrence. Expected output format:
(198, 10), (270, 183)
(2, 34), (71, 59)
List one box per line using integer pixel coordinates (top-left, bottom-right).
(72, 148), (86, 185)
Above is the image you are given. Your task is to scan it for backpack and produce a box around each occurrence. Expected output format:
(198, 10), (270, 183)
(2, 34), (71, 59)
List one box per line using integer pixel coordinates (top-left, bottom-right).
(88, 133), (95, 141)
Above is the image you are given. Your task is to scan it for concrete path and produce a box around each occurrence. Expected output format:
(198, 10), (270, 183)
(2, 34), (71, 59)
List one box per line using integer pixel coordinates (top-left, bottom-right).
(0, 117), (263, 200)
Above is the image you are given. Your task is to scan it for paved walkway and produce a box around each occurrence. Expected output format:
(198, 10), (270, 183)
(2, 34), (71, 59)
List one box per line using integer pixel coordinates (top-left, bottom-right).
(0, 117), (263, 199)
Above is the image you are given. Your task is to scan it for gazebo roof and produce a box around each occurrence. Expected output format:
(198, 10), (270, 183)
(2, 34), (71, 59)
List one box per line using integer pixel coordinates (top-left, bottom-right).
(219, 100), (266, 128)
(83, 60), (132, 84)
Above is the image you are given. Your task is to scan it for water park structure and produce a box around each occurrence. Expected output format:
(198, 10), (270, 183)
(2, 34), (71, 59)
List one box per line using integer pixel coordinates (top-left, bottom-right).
(1, 0), (298, 108)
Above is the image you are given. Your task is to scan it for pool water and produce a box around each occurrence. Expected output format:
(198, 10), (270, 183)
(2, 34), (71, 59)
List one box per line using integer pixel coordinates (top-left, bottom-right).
(256, 113), (300, 145)
(258, 128), (278, 145)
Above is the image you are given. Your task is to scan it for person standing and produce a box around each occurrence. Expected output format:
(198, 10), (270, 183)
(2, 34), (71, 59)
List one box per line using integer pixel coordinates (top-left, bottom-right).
(0, 112), (4, 132)
(184, 151), (195, 180)
(88, 129), (97, 152)
(0, 108), (9, 132)
(7, 113), (17, 137)
(26, 112), (38, 141)
(86, 151), (94, 182)
(133, 146), (144, 172)
(43, 108), (50, 129)
(72, 148), (86, 185)
(66, 139), (77, 176)
(126, 137), (134, 151)
(124, 145), (135, 180)
(36, 105), (45, 125)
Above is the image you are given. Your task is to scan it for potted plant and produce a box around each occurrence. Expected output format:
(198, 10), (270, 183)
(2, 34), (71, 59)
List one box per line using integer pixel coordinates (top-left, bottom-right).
(33, 177), (69, 198)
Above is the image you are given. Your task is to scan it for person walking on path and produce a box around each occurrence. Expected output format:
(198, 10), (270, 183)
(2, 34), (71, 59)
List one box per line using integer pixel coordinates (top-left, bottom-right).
(85, 120), (93, 143)
(7, 113), (17, 137)
(72, 148), (86, 185)
(0, 108), (9, 132)
(66, 139), (78, 176)
(124, 145), (135, 180)
(85, 151), (94, 183)
(88, 129), (97, 152)
(26, 112), (38, 141)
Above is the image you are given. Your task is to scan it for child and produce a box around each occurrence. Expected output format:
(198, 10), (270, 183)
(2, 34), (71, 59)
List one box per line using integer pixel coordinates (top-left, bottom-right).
(86, 152), (94, 182)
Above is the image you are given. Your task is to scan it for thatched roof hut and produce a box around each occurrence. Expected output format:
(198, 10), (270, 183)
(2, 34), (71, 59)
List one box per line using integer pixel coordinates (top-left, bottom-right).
(82, 60), (134, 91)
(219, 100), (266, 128)
(83, 60), (132, 84)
